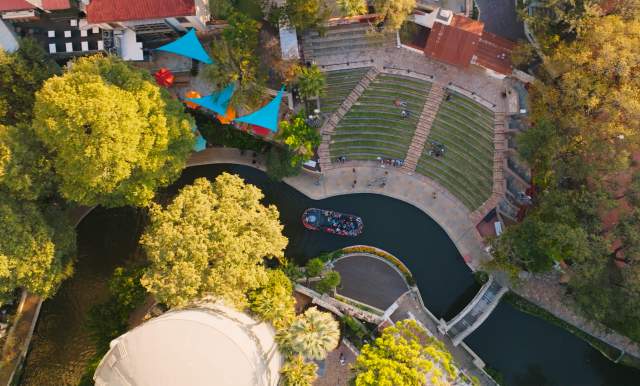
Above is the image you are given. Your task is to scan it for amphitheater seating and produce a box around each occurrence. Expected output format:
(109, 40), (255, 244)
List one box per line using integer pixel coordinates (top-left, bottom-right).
(319, 67), (370, 115)
(302, 23), (394, 62)
(416, 91), (494, 210)
(329, 73), (431, 161)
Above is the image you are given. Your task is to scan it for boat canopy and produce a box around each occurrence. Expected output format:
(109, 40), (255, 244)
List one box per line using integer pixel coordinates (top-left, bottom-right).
(234, 86), (284, 133)
(156, 29), (213, 64)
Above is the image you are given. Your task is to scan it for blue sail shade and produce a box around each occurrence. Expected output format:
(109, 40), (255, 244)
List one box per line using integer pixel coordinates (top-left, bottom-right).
(191, 126), (207, 152)
(234, 87), (285, 132)
(156, 29), (213, 64)
(184, 83), (236, 115)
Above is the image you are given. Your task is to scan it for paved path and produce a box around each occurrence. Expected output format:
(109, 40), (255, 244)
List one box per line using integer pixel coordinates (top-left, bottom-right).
(333, 254), (410, 310)
(402, 85), (445, 172)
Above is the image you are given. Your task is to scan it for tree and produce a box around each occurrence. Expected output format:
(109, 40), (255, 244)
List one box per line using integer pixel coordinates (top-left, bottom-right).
(373, 0), (416, 31)
(516, 119), (561, 189)
(285, 0), (331, 32)
(277, 114), (321, 165)
(266, 146), (302, 181)
(278, 307), (340, 360)
(0, 196), (75, 303)
(0, 123), (56, 200)
(0, 38), (59, 126)
(140, 175), (288, 308)
(316, 270), (341, 294)
(304, 257), (324, 279)
(353, 319), (459, 386)
(295, 65), (326, 107)
(209, 0), (232, 19)
(32, 55), (194, 207)
(205, 12), (265, 110)
(338, 0), (368, 16)
(248, 269), (296, 330)
(280, 354), (318, 386)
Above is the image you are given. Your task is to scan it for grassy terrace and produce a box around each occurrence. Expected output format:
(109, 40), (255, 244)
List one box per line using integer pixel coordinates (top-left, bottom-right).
(319, 67), (371, 115)
(329, 73), (431, 161)
(416, 92), (494, 210)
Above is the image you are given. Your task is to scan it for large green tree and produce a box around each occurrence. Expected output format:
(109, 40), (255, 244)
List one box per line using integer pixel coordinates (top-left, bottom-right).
(205, 12), (265, 110)
(280, 354), (318, 386)
(284, 0), (331, 32)
(0, 38), (59, 126)
(0, 197), (75, 303)
(0, 123), (56, 200)
(278, 307), (339, 360)
(373, 0), (416, 31)
(140, 174), (288, 307)
(353, 319), (458, 386)
(277, 114), (321, 165)
(248, 269), (296, 330)
(338, 0), (368, 16)
(295, 65), (326, 101)
(32, 55), (194, 207)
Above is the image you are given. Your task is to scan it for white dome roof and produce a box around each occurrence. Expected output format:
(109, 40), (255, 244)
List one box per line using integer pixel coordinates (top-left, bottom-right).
(93, 304), (282, 386)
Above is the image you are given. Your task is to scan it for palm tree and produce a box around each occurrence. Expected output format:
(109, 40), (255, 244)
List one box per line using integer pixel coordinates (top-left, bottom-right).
(280, 307), (340, 360)
(280, 354), (318, 386)
(296, 65), (326, 111)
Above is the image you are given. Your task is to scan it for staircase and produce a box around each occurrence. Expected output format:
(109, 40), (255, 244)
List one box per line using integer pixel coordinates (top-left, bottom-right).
(470, 112), (507, 223)
(318, 67), (380, 171)
(401, 85), (445, 173)
(302, 23), (395, 63)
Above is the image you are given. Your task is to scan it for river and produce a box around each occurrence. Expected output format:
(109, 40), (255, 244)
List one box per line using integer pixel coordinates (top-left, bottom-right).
(20, 164), (640, 385)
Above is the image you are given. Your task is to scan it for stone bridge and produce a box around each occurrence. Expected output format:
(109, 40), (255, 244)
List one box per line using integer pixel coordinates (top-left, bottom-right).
(440, 275), (508, 345)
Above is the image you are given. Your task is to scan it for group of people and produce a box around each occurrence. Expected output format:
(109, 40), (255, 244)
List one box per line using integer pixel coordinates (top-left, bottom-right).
(394, 99), (410, 119)
(336, 155), (348, 163)
(325, 213), (360, 236)
(377, 157), (403, 168)
(427, 141), (446, 158)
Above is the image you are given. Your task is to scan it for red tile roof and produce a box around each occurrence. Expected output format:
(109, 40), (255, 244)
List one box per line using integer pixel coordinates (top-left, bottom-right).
(473, 31), (515, 75)
(424, 22), (480, 68)
(0, 0), (35, 12)
(87, 0), (196, 23)
(42, 0), (71, 10)
(450, 15), (484, 36)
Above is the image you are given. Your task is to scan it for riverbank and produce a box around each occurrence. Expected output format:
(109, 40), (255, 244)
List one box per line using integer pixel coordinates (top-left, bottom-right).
(16, 149), (640, 385)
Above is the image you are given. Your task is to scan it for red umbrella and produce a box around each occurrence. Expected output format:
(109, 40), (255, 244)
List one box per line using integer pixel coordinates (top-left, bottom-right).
(154, 68), (175, 87)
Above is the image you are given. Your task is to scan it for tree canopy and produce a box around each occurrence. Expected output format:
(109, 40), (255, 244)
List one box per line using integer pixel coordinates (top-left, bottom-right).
(277, 114), (321, 165)
(353, 319), (458, 386)
(32, 55), (194, 208)
(248, 269), (296, 330)
(0, 38), (59, 126)
(280, 354), (318, 386)
(373, 0), (416, 31)
(338, 0), (368, 16)
(278, 307), (340, 360)
(498, 9), (640, 340)
(0, 196), (75, 303)
(140, 174), (288, 308)
(0, 123), (56, 200)
(205, 12), (265, 110)
(285, 0), (331, 32)
(295, 65), (326, 100)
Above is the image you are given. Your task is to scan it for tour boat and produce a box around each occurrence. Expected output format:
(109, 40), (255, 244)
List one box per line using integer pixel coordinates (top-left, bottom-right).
(302, 208), (363, 237)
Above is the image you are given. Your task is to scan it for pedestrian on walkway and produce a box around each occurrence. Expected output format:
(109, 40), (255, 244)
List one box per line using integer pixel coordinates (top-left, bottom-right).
(339, 352), (345, 365)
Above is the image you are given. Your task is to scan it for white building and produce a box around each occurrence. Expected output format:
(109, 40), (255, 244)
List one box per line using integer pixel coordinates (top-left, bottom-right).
(93, 304), (283, 386)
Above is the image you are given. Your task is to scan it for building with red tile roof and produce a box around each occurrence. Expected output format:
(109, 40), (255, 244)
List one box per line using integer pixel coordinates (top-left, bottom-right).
(86, 0), (196, 24)
(421, 12), (515, 77)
